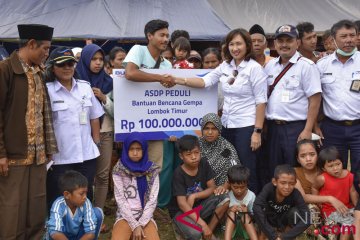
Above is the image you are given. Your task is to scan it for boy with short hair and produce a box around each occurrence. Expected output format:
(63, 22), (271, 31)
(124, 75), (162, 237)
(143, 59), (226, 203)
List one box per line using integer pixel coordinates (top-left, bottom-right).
(253, 164), (310, 240)
(171, 135), (228, 240)
(46, 171), (103, 240)
(224, 165), (257, 240)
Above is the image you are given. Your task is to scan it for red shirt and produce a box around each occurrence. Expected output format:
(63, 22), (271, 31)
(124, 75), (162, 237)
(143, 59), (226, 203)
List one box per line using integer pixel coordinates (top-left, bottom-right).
(319, 171), (354, 217)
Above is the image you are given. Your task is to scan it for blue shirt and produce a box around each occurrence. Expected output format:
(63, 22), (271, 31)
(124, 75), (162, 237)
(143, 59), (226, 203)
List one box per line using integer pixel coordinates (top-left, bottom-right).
(47, 197), (97, 239)
(123, 45), (172, 69)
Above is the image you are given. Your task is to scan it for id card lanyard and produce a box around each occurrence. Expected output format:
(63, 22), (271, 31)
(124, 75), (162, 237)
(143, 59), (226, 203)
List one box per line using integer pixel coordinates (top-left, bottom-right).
(79, 96), (88, 125)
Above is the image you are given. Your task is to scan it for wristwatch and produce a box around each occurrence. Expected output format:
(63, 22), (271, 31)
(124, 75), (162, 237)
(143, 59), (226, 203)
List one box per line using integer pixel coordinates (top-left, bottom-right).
(254, 127), (262, 133)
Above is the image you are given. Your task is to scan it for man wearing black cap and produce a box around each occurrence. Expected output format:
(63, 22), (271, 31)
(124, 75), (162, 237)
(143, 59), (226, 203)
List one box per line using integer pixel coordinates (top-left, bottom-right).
(0, 24), (58, 239)
(264, 24), (321, 181)
(249, 24), (273, 66)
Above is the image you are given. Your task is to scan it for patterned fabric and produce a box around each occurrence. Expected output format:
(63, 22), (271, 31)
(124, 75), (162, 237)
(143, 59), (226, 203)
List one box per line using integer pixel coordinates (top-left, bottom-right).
(199, 113), (241, 185)
(113, 160), (160, 210)
(23, 61), (46, 165)
(8, 59), (58, 166)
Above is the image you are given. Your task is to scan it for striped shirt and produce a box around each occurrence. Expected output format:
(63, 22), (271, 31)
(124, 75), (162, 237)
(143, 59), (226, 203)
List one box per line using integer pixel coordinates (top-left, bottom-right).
(47, 197), (97, 238)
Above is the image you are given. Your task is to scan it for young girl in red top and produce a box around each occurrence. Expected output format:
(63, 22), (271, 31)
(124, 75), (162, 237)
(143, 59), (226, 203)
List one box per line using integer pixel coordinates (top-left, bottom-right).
(312, 146), (359, 239)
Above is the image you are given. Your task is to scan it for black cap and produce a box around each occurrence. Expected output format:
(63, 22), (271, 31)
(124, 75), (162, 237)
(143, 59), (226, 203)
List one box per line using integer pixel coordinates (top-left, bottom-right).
(274, 24), (299, 39)
(48, 47), (76, 65)
(249, 24), (265, 36)
(17, 24), (54, 41)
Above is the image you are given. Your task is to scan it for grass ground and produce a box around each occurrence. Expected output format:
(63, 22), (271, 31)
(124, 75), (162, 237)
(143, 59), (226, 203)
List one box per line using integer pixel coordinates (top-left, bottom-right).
(98, 198), (311, 240)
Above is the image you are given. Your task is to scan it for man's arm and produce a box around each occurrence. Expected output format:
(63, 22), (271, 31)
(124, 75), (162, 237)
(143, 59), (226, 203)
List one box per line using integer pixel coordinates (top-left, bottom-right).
(0, 62), (9, 176)
(252, 184), (278, 240)
(125, 62), (173, 86)
(281, 190), (311, 239)
(90, 118), (100, 144)
(298, 93), (321, 141)
(350, 184), (359, 207)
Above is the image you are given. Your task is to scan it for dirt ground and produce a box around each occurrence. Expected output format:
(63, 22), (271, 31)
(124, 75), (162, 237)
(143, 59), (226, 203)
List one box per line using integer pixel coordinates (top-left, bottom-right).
(98, 198), (311, 240)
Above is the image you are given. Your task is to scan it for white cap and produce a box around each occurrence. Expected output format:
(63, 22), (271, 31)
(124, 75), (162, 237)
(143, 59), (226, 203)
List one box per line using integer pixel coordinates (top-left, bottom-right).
(71, 47), (82, 56)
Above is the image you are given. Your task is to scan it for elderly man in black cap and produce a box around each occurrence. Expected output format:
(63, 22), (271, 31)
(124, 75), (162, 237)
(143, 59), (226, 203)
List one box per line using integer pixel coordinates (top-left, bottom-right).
(0, 24), (58, 239)
(249, 24), (273, 67)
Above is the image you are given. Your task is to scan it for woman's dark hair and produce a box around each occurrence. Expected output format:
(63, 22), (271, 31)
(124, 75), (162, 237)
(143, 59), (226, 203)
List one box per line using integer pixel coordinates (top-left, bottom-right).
(202, 48), (221, 62)
(43, 63), (56, 82)
(173, 37), (191, 58)
(176, 135), (200, 153)
(223, 28), (253, 63)
(294, 139), (318, 167)
(109, 47), (127, 61)
(318, 146), (342, 169)
(227, 165), (250, 184)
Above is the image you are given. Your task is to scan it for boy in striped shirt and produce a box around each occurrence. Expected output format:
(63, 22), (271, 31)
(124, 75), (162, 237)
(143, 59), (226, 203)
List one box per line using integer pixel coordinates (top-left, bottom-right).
(46, 171), (103, 240)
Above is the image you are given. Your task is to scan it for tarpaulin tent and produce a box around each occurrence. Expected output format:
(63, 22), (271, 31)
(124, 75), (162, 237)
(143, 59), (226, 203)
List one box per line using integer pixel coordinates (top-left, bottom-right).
(207, 0), (360, 33)
(0, 0), (230, 40)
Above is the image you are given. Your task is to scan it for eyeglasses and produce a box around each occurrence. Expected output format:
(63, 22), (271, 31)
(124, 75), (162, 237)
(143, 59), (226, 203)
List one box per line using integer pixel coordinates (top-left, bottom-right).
(227, 70), (238, 85)
(55, 61), (75, 68)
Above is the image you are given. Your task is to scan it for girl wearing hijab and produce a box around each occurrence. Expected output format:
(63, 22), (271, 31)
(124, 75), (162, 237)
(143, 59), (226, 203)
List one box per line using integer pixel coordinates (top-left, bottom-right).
(199, 113), (241, 188)
(76, 44), (115, 217)
(111, 132), (160, 240)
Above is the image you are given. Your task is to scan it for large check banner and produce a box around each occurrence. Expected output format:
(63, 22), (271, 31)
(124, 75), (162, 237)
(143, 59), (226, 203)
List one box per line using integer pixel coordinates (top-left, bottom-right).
(113, 69), (217, 141)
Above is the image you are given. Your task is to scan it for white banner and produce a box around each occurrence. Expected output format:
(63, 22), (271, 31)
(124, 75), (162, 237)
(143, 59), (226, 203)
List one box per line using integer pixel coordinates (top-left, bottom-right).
(113, 69), (217, 141)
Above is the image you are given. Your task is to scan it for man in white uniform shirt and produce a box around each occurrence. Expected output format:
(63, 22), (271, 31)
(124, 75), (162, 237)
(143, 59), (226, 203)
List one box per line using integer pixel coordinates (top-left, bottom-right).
(316, 19), (360, 188)
(264, 24), (322, 177)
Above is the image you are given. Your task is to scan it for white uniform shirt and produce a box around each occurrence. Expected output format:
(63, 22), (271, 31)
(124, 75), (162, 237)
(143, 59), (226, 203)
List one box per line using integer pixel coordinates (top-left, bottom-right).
(265, 51), (322, 121)
(203, 59), (267, 128)
(46, 79), (104, 165)
(316, 51), (360, 120)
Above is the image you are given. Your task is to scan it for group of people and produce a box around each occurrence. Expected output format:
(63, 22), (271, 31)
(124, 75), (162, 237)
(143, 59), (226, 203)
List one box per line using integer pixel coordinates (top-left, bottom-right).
(0, 16), (360, 240)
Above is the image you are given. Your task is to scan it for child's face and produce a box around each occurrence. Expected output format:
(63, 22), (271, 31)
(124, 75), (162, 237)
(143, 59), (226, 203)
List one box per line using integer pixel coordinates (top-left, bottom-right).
(66, 187), (88, 208)
(128, 142), (143, 162)
(230, 182), (248, 199)
(272, 173), (296, 198)
(175, 48), (188, 61)
(297, 143), (317, 171)
(162, 50), (173, 62)
(179, 146), (201, 168)
(323, 159), (343, 177)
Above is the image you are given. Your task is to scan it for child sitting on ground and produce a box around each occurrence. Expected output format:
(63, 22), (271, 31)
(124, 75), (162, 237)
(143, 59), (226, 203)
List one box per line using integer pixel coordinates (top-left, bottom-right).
(46, 170), (103, 240)
(253, 164), (310, 240)
(172, 36), (194, 69)
(171, 135), (229, 240)
(111, 132), (161, 240)
(224, 165), (257, 240)
(312, 146), (358, 239)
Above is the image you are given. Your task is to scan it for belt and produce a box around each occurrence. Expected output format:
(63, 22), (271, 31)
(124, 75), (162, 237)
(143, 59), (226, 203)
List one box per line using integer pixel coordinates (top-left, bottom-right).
(326, 117), (360, 126)
(268, 120), (306, 125)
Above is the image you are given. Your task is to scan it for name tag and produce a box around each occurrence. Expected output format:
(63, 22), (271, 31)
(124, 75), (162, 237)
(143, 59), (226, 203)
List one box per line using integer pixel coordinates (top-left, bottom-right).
(323, 72), (332, 76)
(53, 100), (64, 104)
(281, 90), (290, 102)
(350, 80), (360, 92)
(79, 111), (88, 125)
